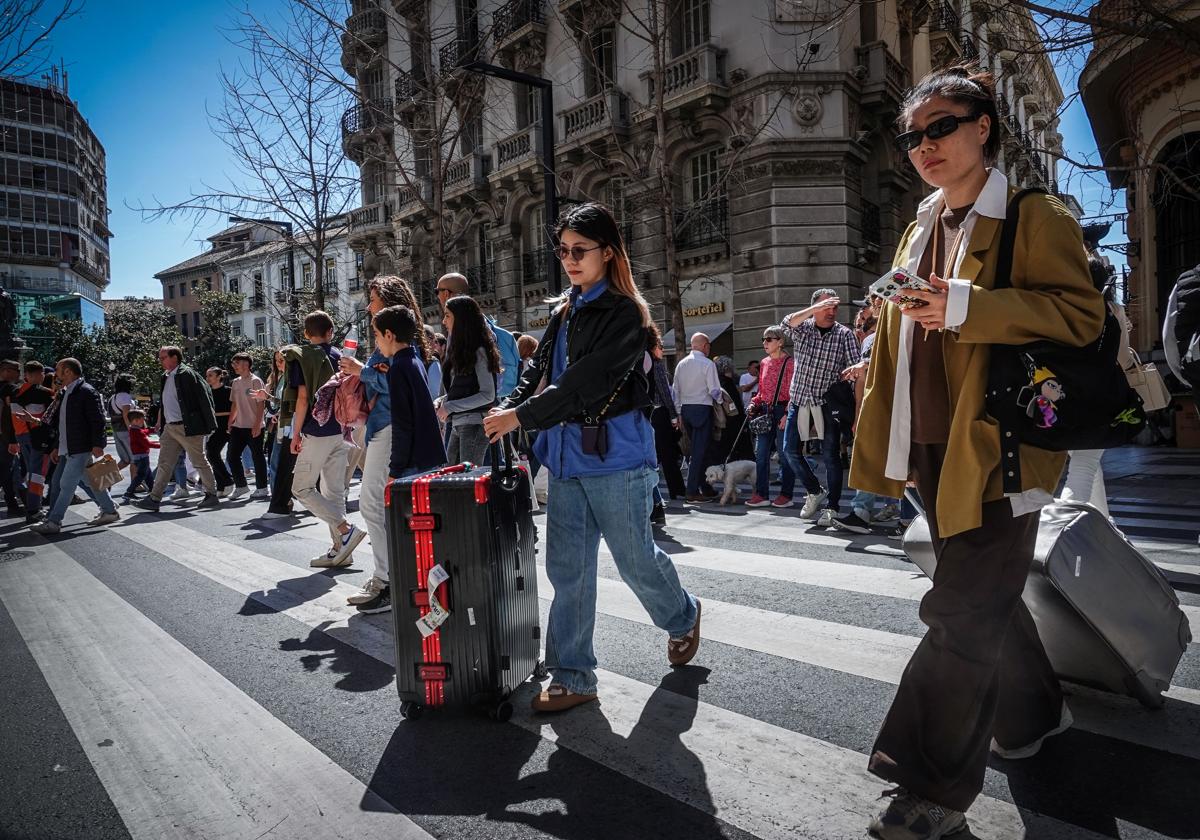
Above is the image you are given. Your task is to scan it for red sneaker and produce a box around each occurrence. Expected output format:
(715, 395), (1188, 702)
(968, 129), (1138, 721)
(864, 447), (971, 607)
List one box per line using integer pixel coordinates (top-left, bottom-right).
(745, 494), (770, 507)
(771, 495), (795, 508)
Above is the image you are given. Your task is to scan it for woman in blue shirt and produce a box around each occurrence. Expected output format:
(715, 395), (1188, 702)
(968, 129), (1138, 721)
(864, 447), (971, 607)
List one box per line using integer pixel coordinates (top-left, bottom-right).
(338, 275), (431, 613)
(484, 202), (702, 713)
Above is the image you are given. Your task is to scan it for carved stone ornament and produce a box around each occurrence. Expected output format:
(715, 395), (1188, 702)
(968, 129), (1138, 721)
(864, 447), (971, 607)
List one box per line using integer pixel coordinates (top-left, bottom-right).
(794, 93), (823, 126)
(511, 41), (546, 73)
(494, 189), (510, 214)
(557, 168), (577, 195)
(635, 137), (655, 177)
(578, 0), (619, 32)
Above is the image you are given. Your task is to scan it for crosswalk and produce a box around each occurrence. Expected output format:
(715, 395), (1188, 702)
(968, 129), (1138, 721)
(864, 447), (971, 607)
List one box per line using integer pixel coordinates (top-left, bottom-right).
(1, 477), (1197, 840)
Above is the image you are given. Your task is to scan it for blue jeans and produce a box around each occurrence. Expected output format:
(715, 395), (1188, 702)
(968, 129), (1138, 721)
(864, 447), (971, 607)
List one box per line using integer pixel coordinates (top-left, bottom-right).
(680, 404), (713, 496)
(47, 452), (116, 524)
(16, 436), (50, 513)
(127, 455), (153, 495)
(269, 437), (282, 486)
(753, 404), (794, 499)
(850, 489), (879, 519)
(544, 465), (698, 694)
(782, 403), (844, 510)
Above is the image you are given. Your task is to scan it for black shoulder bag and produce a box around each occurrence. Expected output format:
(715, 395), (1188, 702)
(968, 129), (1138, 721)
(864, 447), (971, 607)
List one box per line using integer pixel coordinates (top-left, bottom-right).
(986, 189), (1146, 494)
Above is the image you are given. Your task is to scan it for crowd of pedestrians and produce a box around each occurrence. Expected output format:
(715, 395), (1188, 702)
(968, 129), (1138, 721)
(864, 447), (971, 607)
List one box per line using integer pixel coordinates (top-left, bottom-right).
(6, 61), (1200, 840)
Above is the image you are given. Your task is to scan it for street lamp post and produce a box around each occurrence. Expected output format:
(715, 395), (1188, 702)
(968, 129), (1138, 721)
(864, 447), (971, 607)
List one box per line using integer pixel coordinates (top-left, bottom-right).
(228, 215), (298, 342)
(460, 60), (561, 294)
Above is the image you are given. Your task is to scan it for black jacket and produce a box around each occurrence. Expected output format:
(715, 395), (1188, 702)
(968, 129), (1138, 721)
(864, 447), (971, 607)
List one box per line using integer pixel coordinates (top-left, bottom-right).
(159, 364), (218, 437)
(502, 289), (651, 429)
(55, 380), (108, 455)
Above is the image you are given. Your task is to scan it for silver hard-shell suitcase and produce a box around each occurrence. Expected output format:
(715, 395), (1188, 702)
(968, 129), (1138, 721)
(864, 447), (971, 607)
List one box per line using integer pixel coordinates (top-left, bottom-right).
(903, 499), (1191, 708)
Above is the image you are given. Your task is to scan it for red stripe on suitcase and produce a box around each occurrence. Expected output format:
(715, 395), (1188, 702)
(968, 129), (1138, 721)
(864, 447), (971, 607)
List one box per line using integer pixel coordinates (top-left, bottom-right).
(411, 471), (445, 707)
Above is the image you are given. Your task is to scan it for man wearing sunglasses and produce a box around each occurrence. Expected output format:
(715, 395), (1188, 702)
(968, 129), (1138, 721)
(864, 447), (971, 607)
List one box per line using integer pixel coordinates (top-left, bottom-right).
(436, 273), (521, 400)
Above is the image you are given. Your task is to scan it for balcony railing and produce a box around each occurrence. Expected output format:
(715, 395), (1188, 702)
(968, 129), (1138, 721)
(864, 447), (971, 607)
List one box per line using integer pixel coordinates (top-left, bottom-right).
(493, 0), (544, 44)
(340, 99), (393, 138)
(322, 280), (339, 297)
(931, 1), (961, 38)
(346, 7), (387, 45)
(445, 152), (489, 193)
(464, 264), (496, 297)
(395, 68), (425, 109)
(959, 32), (978, 61)
(349, 277), (363, 292)
(673, 195), (728, 251)
(273, 289), (289, 303)
(855, 41), (908, 101)
(521, 249), (547, 287)
(647, 43), (726, 101)
(252, 294), (266, 309)
(494, 124), (540, 169)
(439, 34), (482, 74)
(349, 201), (392, 234)
(562, 90), (629, 140)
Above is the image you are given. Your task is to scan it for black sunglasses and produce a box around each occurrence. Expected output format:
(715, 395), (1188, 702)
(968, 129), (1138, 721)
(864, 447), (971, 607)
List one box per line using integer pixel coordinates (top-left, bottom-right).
(895, 113), (981, 152)
(555, 244), (603, 263)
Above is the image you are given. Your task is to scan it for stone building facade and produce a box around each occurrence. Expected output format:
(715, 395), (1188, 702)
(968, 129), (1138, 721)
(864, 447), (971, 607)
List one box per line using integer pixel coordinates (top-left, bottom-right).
(341, 0), (1071, 361)
(1081, 0), (1200, 356)
(155, 222), (363, 350)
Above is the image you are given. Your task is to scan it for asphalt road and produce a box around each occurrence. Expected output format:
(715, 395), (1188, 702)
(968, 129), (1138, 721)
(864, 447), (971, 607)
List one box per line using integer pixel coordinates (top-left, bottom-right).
(1, 450), (1198, 840)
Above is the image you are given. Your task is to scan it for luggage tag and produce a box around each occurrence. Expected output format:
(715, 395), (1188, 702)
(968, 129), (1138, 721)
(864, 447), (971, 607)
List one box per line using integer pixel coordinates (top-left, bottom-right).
(416, 564), (451, 638)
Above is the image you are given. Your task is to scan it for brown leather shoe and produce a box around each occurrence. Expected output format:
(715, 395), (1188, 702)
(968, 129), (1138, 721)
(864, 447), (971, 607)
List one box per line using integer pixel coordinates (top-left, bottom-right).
(668, 599), (702, 666)
(685, 494), (710, 504)
(530, 684), (599, 713)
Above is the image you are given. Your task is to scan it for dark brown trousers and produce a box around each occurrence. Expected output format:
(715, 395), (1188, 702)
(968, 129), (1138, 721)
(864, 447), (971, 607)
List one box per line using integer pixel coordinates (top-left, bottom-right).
(868, 443), (1063, 812)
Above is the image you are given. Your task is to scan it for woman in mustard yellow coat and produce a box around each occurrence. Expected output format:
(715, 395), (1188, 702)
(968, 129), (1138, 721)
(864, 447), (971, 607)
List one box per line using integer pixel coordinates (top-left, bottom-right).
(850, 67), (1105, 839)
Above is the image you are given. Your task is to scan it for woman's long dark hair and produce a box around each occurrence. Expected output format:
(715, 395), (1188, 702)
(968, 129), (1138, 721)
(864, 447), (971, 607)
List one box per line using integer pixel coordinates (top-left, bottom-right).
(113, 373), (134, 395)
(554, 202), (652, 328)
(444, 295), (500, 377)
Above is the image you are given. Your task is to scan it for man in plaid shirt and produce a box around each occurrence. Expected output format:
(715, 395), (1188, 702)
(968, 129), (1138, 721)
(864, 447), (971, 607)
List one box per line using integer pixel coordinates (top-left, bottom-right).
(780, 288), (861, 524)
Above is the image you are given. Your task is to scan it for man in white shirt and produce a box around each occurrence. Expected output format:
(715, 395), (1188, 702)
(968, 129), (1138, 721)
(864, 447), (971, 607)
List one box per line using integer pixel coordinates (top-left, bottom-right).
(739, 360), (759, 400)
(673, 333), (723, 503)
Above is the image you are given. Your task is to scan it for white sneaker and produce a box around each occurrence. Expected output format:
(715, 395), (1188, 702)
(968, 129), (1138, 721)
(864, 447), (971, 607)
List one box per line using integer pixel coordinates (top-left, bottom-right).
(249, 488), (270, 500)
(88, 511), (120, 526)
(991, 702), (1073, 760)
(331, 524), (366, 566)
(815, 509), (835, 527)
(217, 486), (233, 498)
(260, 510), (294, 520)
(230, 486), (250, 500)
(310, 549), (341, 568)
(799, 490), (828, 520)
(170, 487), (192, 502)
(347, 576), (387, 605)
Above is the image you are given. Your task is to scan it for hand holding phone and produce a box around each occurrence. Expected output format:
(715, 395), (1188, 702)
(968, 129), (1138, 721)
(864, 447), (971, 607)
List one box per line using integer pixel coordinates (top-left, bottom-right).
(870, 268), (938, 310)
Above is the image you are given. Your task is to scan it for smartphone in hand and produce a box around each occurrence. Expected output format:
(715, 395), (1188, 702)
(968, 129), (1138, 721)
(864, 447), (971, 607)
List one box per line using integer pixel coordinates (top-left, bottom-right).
(871, 268), (937, 309)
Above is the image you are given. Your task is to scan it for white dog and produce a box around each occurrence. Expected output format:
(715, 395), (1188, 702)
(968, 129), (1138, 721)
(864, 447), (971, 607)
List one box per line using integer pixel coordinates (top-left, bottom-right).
(705, 460), (757, 505)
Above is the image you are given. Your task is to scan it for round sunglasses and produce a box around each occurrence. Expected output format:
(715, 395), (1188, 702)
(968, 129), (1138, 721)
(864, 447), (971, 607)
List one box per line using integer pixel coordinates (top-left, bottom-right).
(555, 244), (604, 262)
(895, 113), (981, 152)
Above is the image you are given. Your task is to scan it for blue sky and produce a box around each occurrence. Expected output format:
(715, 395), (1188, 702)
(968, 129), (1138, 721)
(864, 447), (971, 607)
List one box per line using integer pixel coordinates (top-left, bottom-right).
(47, 2), (1124, 298)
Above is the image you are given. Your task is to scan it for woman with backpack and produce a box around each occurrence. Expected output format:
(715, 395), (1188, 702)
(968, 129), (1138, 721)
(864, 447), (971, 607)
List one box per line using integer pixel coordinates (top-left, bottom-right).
(483, 202), (701, 713)
(437, 295), (499, 466)
(847, 66), (1105, 839)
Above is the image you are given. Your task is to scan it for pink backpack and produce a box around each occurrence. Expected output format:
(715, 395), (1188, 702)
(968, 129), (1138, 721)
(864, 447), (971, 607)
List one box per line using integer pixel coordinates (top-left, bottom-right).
(333, 374), (369, 429)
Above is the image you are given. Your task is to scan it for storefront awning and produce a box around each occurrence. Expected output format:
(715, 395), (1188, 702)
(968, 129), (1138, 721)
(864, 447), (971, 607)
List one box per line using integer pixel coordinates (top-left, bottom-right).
(661, 321), (732, 352)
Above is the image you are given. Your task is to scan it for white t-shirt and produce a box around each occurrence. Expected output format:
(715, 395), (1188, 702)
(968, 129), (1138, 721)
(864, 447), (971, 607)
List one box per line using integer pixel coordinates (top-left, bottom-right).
(739, 372), (759, 399)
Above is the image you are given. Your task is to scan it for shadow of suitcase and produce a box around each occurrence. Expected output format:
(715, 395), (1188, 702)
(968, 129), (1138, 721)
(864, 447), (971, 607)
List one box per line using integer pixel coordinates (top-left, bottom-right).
(903, 498), (1191, 708)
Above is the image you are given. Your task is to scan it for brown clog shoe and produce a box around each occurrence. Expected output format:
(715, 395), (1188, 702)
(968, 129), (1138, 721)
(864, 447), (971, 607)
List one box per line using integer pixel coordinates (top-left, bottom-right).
(530, 684), (599, 713)
(668, 599), (702, 666)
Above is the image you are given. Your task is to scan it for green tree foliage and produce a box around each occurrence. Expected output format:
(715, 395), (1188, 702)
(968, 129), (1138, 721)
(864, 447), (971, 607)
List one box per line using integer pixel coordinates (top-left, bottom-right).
(34, 302), (184, 396)
(190, 289), (255, 376)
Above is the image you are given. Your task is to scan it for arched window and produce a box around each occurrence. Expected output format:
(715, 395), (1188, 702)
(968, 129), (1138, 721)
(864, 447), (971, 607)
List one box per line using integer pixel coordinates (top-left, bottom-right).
(1153, 132), (1200, 333)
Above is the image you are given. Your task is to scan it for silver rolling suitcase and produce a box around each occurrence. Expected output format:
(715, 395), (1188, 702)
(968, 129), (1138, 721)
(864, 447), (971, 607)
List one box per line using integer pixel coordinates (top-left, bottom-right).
(903, 498), (1191, 708)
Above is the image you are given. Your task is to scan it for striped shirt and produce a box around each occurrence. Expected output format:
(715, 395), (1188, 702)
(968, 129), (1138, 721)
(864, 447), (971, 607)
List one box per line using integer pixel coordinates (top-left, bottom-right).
(779, 318), (861, 407)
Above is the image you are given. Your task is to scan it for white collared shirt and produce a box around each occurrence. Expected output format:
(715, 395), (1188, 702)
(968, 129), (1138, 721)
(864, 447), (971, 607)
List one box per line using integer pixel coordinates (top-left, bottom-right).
(57, 378), (81, 456)
(672, 350), (722, 413)
(883, 167), (1050, 516)
(161, 367), (183, 424)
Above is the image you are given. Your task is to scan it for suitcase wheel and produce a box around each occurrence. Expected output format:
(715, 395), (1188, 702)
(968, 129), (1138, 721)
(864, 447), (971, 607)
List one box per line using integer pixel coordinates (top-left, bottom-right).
(400, 701), (424, 720)
(533, 660), (549, 681)
(490, 700), (514, 722)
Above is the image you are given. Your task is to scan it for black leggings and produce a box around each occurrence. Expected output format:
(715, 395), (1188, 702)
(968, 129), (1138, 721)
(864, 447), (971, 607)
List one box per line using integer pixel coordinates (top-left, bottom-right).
(205, 428), (233, 491)
(227, 427), (268, 489)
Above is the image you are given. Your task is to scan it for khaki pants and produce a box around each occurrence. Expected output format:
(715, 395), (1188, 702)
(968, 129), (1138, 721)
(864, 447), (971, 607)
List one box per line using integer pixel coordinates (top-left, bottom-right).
(344, 424), (368, 488)
(151, 423), (216, 501)
(292, 432), (349, 546)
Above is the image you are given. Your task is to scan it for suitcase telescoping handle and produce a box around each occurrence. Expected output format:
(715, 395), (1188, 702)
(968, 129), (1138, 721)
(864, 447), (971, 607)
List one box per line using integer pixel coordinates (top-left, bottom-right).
(489, 439), (520, 488)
